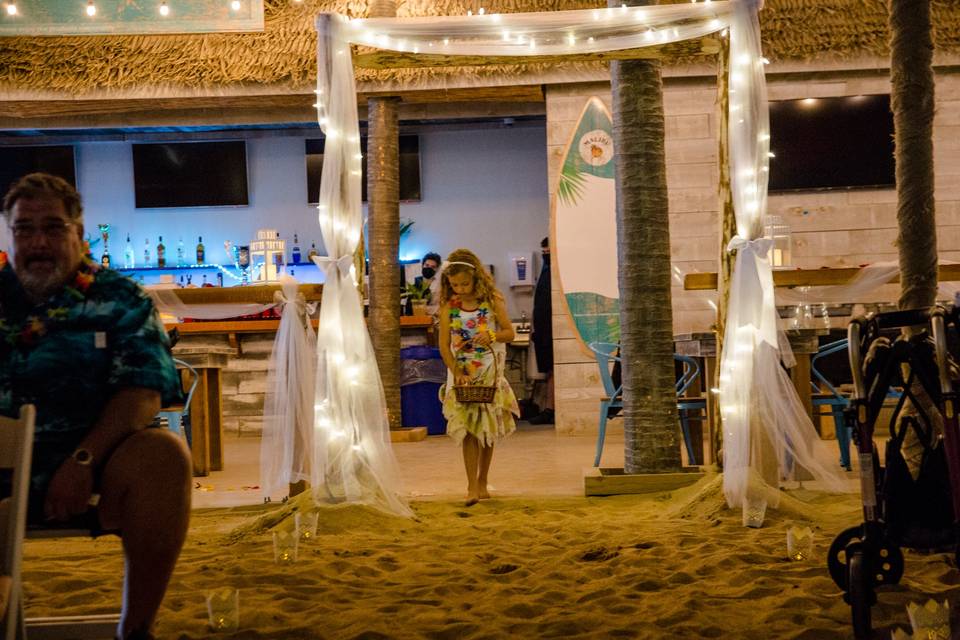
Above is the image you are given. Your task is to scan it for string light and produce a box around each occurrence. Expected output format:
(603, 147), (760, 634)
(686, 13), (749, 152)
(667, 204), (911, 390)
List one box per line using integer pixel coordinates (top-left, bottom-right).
(159, 1), (169, 16)
(86, 1), (96, 17)
(230, 0), (241, 10)
(5, 2), (17, 16)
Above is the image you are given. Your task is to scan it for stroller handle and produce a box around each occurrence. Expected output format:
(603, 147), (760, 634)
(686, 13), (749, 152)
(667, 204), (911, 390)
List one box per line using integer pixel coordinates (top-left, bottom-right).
(931, 308), (953, 395)
(848, 319), (867, 401)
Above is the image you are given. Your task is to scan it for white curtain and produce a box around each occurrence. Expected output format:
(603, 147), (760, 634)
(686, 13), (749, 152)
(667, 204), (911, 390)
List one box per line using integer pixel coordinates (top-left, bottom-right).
(315, 0), (848, 523)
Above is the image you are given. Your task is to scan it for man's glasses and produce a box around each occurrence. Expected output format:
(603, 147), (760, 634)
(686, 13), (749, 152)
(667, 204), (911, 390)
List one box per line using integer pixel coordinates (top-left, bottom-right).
(10, 221), (75, 240)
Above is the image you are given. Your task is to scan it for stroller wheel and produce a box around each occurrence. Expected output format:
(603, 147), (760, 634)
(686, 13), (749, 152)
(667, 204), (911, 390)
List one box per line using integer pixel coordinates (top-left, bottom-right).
(828, 526), (904, 590)
(848, 547), (875, 640)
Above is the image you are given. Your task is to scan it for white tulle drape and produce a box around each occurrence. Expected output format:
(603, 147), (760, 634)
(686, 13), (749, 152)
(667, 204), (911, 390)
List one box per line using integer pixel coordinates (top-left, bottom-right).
(315, 0), (848, 522)
(260, 277), (318, 500)
(313, 14), (411, 516)
(719, 2), (848, 524)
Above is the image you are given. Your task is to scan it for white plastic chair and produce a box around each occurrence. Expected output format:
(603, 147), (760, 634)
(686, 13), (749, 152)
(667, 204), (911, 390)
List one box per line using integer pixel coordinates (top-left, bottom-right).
(0, 405), (35, 640)
(1, 405), (119, 640)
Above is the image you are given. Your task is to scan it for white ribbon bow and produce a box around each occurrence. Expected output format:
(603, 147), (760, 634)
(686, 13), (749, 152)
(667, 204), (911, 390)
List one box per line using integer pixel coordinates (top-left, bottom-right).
(311, 254), (354, 277)
(727, 235), (773, 255)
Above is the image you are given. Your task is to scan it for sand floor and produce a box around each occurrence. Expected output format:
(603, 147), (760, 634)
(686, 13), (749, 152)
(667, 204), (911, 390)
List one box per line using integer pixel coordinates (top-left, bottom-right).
(19, 426), (960, 639)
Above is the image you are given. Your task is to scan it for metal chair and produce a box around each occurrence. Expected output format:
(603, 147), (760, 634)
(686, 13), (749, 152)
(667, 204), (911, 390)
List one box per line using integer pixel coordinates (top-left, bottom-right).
(157, 358), (199, 446)
(588, 342), (706, 467)
(811, 338), (853, 470)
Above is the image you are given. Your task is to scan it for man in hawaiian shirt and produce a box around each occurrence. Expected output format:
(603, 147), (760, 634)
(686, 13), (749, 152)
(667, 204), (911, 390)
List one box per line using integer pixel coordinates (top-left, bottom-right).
(0, 173), (191, 640)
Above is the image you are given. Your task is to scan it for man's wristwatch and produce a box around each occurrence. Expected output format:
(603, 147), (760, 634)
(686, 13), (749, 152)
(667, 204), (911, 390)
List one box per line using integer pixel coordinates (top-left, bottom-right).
(70, 448), (94, 467)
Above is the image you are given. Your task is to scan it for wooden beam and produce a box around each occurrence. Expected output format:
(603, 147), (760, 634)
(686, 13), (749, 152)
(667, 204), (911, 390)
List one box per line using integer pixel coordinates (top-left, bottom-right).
(353, 37), (721, 69)
(683, 264), (960, 290)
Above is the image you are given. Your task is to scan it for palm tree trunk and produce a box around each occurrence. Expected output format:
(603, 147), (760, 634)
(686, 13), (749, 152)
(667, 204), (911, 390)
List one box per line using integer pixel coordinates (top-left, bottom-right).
(366, 0), (402, 431)
(609, 0), (682, 473)
(890, 0), (937, 311)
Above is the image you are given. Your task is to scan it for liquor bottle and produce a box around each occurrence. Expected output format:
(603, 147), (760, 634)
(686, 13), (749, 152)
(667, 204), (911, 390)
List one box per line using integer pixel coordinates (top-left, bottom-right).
(291, 233), (301, 264)
(186, 274), (193, 287)
(123, 234), (136, 269)
(216, 272), (224, 287)
(196, 236), (205, 264)
(177, 237), (185, 267)
(178, 275), (185, 288)
(202, 274), (214, 288)
(143, 239), (151, 266)
(157, 236), (166, 268)
(307, 242), (319, 261)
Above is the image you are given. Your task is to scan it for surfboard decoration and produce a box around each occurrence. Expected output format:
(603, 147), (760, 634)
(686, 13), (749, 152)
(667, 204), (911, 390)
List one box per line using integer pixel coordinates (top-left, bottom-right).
(555, 96), (620, 348)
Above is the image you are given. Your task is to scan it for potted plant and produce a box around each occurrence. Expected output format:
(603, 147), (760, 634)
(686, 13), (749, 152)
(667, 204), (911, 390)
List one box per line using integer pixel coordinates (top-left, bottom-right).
(404, 281), (431, 316)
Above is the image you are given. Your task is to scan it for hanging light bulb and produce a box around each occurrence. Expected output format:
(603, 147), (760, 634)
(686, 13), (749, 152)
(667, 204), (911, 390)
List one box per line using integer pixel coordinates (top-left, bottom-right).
(5, 2), (17, 16)
(86, 0), (96, 17)
(230, 0), (241, 10)
(159, 1), (169, 16)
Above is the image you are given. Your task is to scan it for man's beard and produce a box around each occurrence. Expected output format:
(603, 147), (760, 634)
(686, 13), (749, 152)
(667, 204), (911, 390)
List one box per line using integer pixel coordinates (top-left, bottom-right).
(18, 262), (73, 305)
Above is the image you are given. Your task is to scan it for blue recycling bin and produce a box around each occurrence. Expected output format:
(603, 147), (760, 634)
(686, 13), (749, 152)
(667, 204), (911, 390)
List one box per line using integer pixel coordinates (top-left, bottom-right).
(400, 346), (447, 435)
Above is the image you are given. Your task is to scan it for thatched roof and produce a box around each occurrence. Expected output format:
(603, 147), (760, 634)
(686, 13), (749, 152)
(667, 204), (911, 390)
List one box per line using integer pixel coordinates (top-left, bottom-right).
(0, 0), (958, 95)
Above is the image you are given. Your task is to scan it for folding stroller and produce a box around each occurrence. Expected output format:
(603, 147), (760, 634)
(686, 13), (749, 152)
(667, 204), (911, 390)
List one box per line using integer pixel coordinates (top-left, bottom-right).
(826, 307), (960, 639)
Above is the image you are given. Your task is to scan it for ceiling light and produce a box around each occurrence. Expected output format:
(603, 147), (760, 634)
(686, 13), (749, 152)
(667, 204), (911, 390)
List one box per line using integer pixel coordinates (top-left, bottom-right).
(86, 1), (96, 16)
(5, 2), (17, 16)
(230, 0), (241, 10)
(159, 1), (169, 15)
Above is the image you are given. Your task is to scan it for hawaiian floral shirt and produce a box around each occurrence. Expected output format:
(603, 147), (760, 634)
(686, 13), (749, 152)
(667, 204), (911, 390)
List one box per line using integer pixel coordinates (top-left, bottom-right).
(0, 254), (181, 493)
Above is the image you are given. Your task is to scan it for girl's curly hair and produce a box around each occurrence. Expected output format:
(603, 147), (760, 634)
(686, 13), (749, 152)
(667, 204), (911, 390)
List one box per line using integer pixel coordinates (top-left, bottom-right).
(438, 248), (500, 307)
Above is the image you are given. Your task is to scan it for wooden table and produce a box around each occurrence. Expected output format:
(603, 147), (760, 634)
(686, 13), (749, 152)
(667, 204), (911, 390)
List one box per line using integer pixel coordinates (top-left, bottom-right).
(674, 328), (827, 465)
(172, 347), (233, 477)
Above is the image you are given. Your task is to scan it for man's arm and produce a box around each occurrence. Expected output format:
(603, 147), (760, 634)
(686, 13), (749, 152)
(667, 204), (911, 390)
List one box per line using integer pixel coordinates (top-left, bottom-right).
(44, 386), (160, 521)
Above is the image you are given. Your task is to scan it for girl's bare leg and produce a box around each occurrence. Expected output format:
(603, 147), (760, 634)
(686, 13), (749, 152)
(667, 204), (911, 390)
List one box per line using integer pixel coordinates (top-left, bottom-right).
(462, 435), (480, 506)
(478, 444), (494, 499)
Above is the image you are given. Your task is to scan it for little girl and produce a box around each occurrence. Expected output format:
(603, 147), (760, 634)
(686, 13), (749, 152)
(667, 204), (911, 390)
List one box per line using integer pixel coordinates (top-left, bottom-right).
(437, 249), (519, 506)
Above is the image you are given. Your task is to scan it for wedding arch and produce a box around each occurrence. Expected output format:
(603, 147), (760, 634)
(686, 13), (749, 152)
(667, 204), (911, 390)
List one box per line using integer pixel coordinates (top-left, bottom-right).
(301, 0), (848, 519)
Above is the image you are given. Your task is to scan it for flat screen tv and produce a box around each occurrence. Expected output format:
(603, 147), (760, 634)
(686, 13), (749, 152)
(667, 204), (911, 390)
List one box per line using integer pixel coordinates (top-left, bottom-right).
(306, 135), (421, 203)
(133, 141), (249, 208)
(768, 94), (895, 192)
(0, 145), (76, 195)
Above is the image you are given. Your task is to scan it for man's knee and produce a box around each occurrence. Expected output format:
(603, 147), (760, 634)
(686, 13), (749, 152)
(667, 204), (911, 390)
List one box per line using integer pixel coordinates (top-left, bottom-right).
(103, 429), (191, 492)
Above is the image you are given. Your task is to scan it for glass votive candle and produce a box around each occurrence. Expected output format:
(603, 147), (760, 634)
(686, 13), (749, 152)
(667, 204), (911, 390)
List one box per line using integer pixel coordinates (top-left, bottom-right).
(742, 497), (766, 528)
(299, 511), (320, 540)
(786, 525), (813, 561)
(206, 587), (239, 633)
(273, 529), (299, 564)
(907, 599), (951, 639)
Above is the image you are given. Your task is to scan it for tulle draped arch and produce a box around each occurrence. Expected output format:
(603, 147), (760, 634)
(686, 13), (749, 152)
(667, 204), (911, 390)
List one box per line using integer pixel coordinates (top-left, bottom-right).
(311, 0), (848, 520)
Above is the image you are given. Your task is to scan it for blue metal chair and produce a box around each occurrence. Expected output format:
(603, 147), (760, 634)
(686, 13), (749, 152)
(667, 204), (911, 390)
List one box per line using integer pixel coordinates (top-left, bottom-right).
(158, 358), (199, 446)
(811, 338), (853, 470)
(588, 342), (706, 467)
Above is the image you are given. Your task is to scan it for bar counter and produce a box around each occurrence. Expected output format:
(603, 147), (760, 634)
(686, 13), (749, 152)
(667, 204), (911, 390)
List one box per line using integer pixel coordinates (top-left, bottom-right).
(156, 283), (434, 474)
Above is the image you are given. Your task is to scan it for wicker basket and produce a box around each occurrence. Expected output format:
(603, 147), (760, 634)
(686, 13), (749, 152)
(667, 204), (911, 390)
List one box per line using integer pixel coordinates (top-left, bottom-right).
(454, 348), (500, 404)
(454, 383), (497, 403)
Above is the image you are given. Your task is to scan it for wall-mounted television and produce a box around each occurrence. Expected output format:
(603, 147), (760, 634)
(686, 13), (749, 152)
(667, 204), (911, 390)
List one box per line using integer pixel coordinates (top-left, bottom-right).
(0, 145), (77, 195)
(306, 135), (421, 204)
(768, 94), (895, 193)
(132, 141), (249, 208)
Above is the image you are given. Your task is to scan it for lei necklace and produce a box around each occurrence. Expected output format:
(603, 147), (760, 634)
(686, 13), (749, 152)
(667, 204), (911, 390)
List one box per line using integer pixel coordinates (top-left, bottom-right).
(0, 252), (99, 348)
